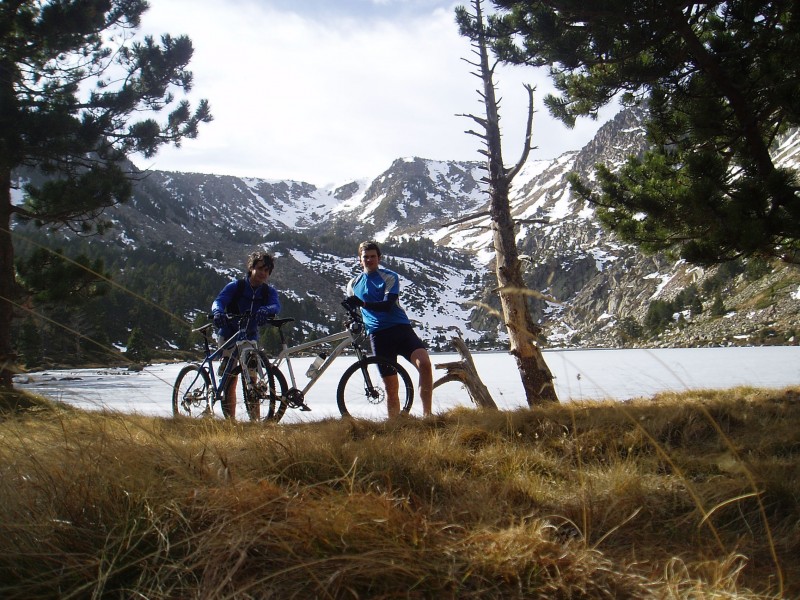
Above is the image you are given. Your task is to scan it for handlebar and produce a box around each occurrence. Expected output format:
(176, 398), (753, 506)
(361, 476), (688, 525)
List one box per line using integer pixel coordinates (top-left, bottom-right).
(225, 312), (254, 327)
(341, 300), (365, 335)
(205, 311), (259, 329)
(195, 302), (363, 336)
(193, 316), (251, 331)
(341, 300), (363, 320)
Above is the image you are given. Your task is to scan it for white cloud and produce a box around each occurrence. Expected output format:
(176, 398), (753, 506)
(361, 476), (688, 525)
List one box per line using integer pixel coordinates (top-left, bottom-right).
(136, 0), (617, 186)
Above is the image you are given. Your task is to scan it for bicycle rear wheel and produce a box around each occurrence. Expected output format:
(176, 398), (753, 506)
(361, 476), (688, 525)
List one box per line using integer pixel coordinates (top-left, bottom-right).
(234, 352), (289, 422)
(336, 356), (414, 419)
(173, 364), (213, 418)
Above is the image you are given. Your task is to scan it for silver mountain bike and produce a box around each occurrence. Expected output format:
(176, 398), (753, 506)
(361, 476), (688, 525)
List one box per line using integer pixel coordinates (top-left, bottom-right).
(262, 302), (414, 422)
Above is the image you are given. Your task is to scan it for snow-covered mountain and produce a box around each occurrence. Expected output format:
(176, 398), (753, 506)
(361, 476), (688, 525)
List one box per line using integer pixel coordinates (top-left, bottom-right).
(18, 107), (799, 351)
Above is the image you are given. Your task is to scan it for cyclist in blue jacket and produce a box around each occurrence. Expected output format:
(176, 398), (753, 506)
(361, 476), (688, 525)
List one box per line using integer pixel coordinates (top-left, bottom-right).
(211, 250), (281, 419)
(344, 241), (433, 418)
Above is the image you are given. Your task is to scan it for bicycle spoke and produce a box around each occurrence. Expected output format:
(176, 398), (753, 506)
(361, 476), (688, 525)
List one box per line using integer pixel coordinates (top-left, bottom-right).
(172, 365), (213, 418)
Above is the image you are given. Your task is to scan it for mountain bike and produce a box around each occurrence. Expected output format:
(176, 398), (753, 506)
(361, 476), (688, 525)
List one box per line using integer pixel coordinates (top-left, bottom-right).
(262, 302), (414, 422)
(172, 312), (280, 421)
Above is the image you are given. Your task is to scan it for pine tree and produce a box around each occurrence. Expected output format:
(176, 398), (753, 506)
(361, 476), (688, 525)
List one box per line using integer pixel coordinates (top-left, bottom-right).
(0, 0), (212, 386)
(711, 293), (727, 317)
(617, 316), (644, 343)
(17, 317), (42, 367)
(489, 0), (800, 266)
(125, 327), (150, 364)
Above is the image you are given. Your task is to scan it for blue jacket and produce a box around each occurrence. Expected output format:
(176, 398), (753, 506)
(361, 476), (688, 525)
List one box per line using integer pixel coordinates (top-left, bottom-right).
(211, 277), (281, 341)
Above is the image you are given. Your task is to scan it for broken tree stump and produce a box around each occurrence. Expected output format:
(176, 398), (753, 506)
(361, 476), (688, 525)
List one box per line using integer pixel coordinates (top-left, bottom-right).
(433, 336), (498, 409)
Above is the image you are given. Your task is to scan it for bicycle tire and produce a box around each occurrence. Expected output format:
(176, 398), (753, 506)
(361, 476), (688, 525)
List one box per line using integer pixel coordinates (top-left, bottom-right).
(173, 364), (213, 418)
(233, 352), (289, 422)
(264, 360), (289, 422)
(336, 356), (414, 419)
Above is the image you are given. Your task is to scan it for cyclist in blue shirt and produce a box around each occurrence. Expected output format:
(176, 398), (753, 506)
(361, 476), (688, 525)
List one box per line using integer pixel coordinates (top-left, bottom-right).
(344, 241), (433, 418)
(211, 250), (281, 419)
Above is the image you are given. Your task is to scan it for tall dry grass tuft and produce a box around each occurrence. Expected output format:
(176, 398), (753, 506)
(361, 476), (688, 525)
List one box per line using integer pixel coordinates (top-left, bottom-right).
(0, 386), (797, 598)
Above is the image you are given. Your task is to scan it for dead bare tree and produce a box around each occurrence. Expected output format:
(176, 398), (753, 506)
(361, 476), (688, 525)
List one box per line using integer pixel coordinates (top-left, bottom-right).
(455, 0), (558, 405)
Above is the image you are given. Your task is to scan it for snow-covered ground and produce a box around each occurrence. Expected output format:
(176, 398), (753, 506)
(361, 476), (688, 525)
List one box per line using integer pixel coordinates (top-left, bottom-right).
(14, 346), (800, 424)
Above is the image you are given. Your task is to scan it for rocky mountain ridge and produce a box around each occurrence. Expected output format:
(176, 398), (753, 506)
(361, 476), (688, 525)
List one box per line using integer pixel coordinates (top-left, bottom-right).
(13, 108), (800, 351)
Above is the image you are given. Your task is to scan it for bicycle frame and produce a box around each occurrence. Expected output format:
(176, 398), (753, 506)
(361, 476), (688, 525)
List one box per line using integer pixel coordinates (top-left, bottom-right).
(271, 319), (368, 398)
(192, 316), (264, 406)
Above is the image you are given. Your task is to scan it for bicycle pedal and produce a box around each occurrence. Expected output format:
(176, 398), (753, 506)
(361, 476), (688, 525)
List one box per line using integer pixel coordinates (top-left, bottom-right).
(299, 404), (312, 412)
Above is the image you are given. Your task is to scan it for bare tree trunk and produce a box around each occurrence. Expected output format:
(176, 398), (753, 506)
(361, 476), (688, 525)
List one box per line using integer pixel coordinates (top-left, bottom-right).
(459, 0), (558, 405)
(492, 208), (558, 404)
(433, 336), (497, 409)
(0, 166), (16, 387)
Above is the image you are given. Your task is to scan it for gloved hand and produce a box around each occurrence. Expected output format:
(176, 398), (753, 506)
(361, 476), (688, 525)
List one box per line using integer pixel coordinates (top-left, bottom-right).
(342, 296), (364, 311)
(256, 307), (275, 326)
(212, 311), (228, 329)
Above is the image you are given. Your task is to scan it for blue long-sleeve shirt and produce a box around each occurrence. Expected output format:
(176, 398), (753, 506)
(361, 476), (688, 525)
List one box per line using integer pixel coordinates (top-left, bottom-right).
(346, 268), (411, 334)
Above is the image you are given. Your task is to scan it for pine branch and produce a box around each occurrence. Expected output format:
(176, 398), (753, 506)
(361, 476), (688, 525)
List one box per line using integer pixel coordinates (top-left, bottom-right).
(507, 83), (537, 181)
(464, 129), (487, 140)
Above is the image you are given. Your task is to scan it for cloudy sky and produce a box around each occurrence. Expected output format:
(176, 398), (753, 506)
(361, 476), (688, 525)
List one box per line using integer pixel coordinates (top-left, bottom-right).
(136, 0), (618, 187)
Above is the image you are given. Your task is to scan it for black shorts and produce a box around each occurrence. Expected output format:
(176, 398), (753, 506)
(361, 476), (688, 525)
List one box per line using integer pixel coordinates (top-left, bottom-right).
(369, 324), (426, 365)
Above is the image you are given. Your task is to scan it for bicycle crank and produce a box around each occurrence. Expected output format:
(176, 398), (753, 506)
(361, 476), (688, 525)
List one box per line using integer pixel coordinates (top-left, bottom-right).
(284, 388), (311, 411)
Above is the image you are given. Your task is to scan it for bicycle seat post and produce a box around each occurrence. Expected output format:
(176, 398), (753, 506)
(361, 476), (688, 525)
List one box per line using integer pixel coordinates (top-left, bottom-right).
(202, 327), (211, 357)
(276, 322), (284, 343)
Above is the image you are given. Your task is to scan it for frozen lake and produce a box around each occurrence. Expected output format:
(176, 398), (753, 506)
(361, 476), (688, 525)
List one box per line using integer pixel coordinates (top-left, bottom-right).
(13, 346), (800, 423)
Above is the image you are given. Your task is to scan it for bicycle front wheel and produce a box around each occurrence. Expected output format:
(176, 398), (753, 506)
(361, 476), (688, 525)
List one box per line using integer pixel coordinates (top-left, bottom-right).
(263, 361), (289, 422)
(336, 356), (414, 419)
(173, 364), (213, 418)
(234, 352), (289, 422)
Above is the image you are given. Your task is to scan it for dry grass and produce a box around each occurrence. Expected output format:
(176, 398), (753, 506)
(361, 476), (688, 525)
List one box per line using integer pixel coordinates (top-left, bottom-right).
(0, 385), (797, 598)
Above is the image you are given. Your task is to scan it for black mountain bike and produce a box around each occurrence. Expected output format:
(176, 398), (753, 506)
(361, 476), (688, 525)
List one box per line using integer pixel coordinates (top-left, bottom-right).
(172, 312), (278, 421)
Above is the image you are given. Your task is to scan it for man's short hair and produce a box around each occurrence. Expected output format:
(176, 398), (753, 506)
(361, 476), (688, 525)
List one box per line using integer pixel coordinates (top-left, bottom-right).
(247, 250), (275, 274)
(358, 241), (381, 257)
